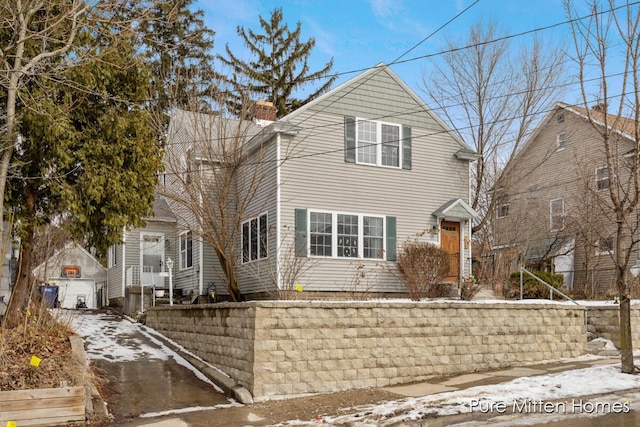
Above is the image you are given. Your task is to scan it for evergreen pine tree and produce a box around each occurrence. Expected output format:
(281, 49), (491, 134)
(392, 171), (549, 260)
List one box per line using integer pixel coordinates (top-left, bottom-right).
(3, 25), (162, 328)
(136, 0), (216, 142)
(218, 7), (336, 118)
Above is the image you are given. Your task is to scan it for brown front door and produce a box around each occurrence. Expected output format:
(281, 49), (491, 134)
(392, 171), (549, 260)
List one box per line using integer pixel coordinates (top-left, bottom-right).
(440, 221), (460, 281)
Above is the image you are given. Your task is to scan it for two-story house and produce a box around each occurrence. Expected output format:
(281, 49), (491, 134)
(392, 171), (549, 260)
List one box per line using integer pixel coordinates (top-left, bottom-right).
(494, 102), (639, 296)
(161, 63), (478, 300)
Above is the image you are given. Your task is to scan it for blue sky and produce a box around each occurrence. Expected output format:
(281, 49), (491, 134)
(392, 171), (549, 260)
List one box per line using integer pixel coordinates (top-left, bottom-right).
(200, 0), (582, 101)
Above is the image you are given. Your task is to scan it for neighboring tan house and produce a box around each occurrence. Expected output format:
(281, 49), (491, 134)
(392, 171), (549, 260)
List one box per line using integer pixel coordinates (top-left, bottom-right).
(163, 63), (479, 299)
(493, 102), (639, 296)
(105, 196), (177, 311)
(33, 242), (107, 309)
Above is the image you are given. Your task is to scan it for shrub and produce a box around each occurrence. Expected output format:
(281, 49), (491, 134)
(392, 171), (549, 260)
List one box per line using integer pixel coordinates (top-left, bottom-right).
(460, 275), (483, 300)
(504, 271), (564, 299)
(395, 241), (450, 300)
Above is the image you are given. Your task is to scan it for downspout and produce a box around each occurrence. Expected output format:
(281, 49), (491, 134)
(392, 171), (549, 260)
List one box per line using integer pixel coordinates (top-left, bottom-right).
(468, 159), (473, 278)
(459, 222), (464, 281)
(121, 229), (126, 298)
(276, 134), (281, 290)
(199, 236), (203, 296)
(198, 192), (204, 296)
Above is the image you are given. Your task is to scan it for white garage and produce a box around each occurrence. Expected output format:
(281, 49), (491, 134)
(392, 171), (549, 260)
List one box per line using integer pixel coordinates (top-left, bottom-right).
(33, 243), (107, 309)
(53, 278), (97, 309)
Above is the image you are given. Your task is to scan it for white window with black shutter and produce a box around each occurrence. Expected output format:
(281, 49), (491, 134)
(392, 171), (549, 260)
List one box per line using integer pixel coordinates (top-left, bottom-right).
(344, 116), (411, 170)
(294, 208), (396, 261)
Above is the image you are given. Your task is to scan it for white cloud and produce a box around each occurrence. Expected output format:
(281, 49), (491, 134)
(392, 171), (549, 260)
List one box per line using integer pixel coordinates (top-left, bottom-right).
(367, 0), (405, 18)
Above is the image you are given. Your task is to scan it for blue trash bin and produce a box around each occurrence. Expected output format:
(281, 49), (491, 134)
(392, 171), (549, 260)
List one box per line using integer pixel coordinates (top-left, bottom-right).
(39, 285), (59, 308)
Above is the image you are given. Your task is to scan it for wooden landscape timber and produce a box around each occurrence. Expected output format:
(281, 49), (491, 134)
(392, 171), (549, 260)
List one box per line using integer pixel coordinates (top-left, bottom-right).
(0, 386), (85, 426)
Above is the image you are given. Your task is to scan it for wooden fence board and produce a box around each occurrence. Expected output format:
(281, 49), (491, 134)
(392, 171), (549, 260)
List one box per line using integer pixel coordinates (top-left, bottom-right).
(0, 386), (85, 426)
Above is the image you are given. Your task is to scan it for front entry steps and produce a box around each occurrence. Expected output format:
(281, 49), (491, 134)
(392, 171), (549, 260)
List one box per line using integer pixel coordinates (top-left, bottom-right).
(471, 283), (503, 300)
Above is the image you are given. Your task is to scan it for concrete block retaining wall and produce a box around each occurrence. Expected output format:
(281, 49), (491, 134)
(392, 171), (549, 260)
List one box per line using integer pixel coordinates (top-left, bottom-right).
(586, 305), (640, 348)
(146, 301), (586, 402)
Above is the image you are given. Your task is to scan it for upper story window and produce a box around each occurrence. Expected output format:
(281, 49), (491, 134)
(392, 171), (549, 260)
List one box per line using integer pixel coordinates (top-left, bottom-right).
(596, 166), (610, 191)
(556, 132), (566, 151)
(550, 198), (565, 231)
(557, 113), (565, 123)
(344, 116), (411, 170)
(242, 213), (268, 263)
(356, 120), (401, 168)
(179, 231), (193, 269)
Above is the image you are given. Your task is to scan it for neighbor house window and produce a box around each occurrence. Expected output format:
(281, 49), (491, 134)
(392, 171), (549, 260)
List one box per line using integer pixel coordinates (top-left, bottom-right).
(108, 245), (117, 268)
(497, 202), (509, 218)
(596, 166), (610, 191)
(242, 213), (268, 263)
(596, 236), (614, 255)
(179, 231), (193, 269)
(556, 132), (566, 150)
(356, 120), (402, 168)
(309, 211), (385, 259)
(550, 198), (565, 231)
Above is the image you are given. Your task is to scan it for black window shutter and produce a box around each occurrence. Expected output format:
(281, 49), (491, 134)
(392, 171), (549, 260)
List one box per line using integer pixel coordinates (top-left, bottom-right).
(402, 125), (412, 170)
(295, 209), (308, 257)
(386, 216), (397, 261)
(344, 116), (356, 163)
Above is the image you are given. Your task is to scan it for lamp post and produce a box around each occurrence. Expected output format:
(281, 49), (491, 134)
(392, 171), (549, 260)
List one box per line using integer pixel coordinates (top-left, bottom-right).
(166, 257), (174, 306)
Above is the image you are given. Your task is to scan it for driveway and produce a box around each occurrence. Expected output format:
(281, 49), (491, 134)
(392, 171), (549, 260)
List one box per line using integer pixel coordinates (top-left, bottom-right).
(69, 309), (237, 425)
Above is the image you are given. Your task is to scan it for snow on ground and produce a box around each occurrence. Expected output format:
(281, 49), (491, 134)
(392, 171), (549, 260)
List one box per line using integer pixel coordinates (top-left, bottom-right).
(65, 310), (224, 390)
(282, 363), (640, 426)
(61, 303), (640, 426)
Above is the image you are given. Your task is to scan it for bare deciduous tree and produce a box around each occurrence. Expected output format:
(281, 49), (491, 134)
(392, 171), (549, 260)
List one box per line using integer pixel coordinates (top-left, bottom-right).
(421, 20), (567, 277)
(566, 0), (640, 374)
(161, 94), (302, 301)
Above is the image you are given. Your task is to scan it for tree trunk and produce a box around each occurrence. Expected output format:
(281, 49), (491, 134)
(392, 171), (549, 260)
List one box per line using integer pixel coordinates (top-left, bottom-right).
(619, 294), (635, 374)
(2, 190), (36, 328)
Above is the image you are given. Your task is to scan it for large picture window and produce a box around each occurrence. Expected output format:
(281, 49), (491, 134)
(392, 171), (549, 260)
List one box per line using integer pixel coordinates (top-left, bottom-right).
(179, 231), (193, 270)
(242, 213), (268, 263)
(309, 211), (385, 259)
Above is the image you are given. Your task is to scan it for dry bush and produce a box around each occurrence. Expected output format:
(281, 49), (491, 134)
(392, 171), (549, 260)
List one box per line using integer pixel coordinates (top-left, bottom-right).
(395, 241), (450, 300)
(0, 301), (86, 391)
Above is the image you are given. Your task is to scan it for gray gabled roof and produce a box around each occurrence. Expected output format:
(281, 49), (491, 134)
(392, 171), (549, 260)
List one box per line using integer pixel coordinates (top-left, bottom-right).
(150, 196), (176, 222)
(432, 198), (478, 220)
(168, 108), (265, 155)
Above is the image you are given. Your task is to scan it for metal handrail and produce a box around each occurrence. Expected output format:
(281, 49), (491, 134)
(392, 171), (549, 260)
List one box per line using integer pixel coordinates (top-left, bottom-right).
(519, 266), (587, 327)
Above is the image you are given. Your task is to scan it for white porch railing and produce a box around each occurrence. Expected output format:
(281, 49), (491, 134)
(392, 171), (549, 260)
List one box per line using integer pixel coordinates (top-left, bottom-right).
(126, 265), (161, 287)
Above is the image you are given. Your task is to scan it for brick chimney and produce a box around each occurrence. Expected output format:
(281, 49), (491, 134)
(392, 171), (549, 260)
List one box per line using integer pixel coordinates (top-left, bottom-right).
(253, 101), (277, 124)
